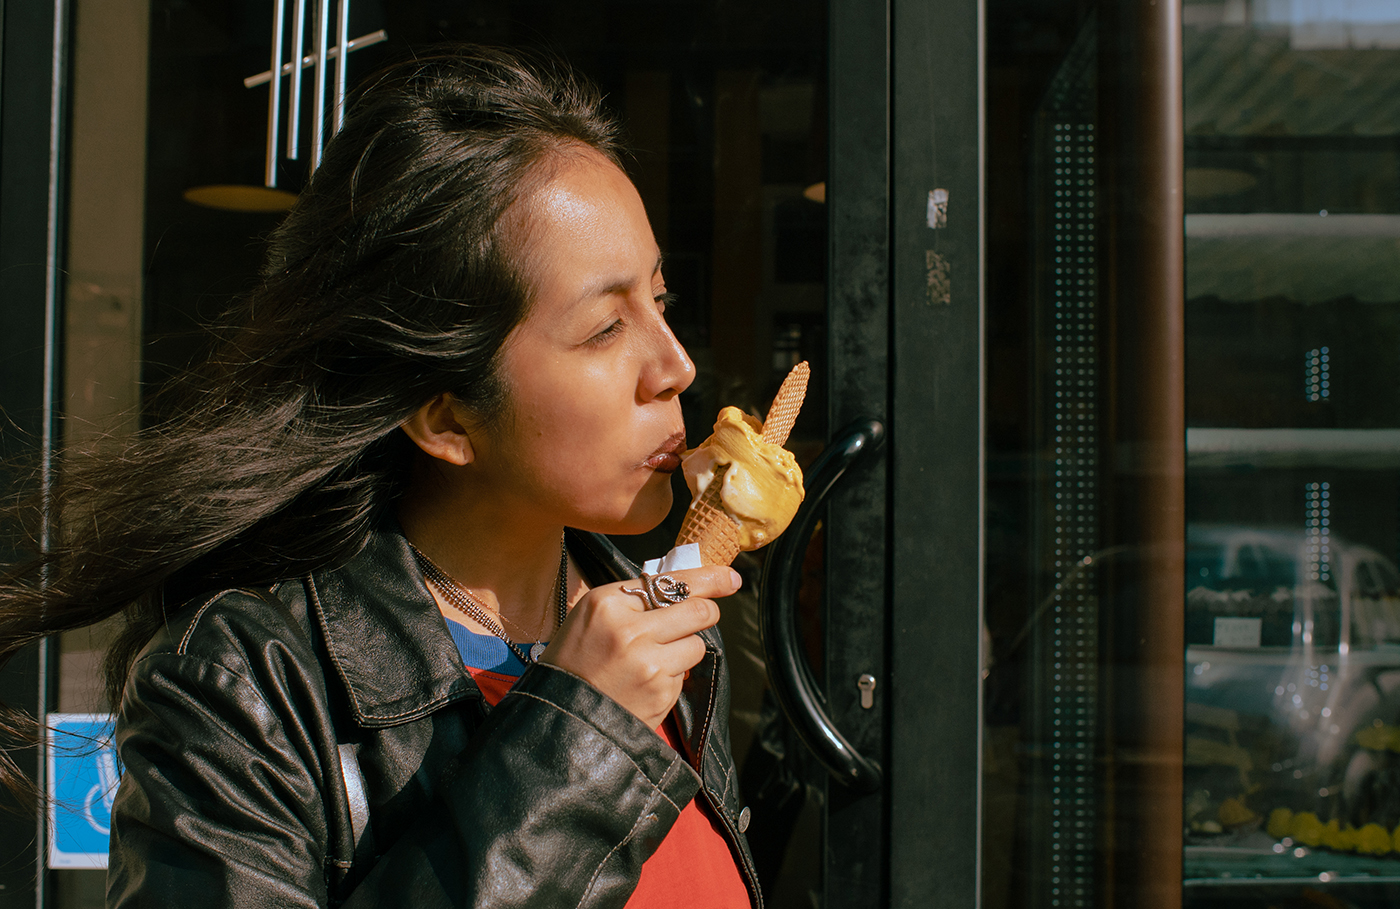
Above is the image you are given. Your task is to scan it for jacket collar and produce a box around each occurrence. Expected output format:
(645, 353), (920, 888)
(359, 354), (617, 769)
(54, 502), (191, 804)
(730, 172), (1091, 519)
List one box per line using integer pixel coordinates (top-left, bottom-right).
(307, 520), (719, 751)
(308, 523), (478, 728)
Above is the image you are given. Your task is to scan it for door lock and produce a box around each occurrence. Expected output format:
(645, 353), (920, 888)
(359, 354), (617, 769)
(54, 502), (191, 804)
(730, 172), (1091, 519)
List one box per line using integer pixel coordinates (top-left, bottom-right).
(857, 673), (877, 709)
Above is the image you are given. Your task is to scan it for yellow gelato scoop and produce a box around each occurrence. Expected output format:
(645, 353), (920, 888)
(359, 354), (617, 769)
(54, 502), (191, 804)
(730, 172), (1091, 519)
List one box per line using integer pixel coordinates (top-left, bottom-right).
(681, 406), (805, 551)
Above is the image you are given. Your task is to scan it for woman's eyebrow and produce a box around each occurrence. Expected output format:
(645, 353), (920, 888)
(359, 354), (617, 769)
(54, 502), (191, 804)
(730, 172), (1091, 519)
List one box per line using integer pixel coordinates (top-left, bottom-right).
(576, 255), (665, 303)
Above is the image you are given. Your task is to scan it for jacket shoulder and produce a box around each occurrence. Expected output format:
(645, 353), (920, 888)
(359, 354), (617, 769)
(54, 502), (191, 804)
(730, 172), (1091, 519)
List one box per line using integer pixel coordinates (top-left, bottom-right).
(140, 581), (316, 670)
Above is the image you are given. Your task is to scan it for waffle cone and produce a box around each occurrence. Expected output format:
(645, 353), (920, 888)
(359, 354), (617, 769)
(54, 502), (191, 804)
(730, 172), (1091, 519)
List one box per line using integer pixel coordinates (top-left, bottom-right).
(676, 465), (742, 566)
(675, 362), (810, 566)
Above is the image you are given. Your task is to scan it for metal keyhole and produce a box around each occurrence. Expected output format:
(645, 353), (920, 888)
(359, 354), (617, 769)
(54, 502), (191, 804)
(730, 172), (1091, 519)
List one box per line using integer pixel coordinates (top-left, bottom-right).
(857, 673), (877, 709)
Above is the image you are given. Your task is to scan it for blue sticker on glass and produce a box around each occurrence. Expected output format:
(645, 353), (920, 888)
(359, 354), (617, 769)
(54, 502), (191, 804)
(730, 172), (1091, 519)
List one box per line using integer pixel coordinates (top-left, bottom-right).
(47, 713), (118, 869)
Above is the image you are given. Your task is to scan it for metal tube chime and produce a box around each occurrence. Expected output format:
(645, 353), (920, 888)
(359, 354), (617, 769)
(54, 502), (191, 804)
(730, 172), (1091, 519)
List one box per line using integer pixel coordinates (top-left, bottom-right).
(286, 0), (306, 163)
(334, 0), (350, 132)
(263, 0), (286, 187)
(310, 0), (329, 171)
(245, 0), (387, 188)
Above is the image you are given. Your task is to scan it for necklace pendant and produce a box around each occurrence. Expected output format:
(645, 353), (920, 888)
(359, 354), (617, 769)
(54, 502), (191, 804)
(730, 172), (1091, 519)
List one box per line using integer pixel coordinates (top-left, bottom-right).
(529, 642), (547, 662)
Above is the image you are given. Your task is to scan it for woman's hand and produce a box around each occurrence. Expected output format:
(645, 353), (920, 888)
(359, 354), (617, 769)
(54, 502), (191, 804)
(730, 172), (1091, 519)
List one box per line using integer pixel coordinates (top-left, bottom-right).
(540, 566), (741, 729)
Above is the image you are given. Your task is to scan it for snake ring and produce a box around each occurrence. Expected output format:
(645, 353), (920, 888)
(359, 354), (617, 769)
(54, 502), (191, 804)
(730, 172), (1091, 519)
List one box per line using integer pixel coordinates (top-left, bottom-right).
(621, 572), (691, 610)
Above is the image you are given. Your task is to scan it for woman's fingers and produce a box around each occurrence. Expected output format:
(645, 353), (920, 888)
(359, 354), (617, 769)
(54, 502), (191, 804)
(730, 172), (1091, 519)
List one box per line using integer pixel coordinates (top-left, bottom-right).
(539, 565), (741, 727)
(636, 594), (721, 644)
(591, 567), (735, 643)
(615, 566), (741, 608)
(610, 566), (737, 621)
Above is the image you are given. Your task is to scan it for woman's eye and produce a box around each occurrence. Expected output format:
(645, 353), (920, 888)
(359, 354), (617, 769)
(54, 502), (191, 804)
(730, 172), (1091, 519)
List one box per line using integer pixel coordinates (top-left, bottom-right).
(587, 293), (675, 345)
(588, 319), (625, 344)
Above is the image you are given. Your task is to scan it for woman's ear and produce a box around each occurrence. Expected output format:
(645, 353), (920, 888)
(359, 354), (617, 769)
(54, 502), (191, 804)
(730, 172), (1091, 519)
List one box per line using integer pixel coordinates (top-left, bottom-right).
(400, 393), (477, 466)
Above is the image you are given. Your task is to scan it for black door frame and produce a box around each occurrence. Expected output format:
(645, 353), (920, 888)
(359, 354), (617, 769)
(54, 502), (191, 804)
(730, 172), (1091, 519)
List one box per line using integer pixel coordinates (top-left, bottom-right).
(823, 0), (984, 905)
(888, 0), (985, 905)
(824, 0), (892, 905)
(0, 0), (69, 906)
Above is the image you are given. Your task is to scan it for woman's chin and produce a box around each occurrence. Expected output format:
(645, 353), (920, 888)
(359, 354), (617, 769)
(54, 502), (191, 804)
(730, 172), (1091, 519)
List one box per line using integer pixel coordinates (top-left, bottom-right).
(602, 482), (675, 536)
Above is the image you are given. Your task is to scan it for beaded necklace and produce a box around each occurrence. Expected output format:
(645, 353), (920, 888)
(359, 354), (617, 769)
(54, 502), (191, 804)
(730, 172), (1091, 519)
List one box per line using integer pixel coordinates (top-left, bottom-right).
(411, 536), (568, 665)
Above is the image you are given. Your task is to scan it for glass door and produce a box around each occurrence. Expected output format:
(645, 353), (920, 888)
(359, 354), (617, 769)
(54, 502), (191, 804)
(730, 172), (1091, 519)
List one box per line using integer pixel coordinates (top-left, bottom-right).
(1180, 4), (1400, 905)
(981, 0), (1188, 904)
(982, 0), (1400, 905)
(11, 1), (992, 906)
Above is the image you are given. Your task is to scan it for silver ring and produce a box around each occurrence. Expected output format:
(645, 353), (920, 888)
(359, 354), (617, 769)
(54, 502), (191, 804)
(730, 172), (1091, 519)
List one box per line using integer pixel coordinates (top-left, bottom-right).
(621, 572), (691, 610)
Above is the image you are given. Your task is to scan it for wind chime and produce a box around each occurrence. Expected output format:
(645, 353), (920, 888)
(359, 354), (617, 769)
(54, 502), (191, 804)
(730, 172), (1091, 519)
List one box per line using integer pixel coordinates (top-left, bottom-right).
(245, 0), (387, 188)
(184, 1), (386, 211)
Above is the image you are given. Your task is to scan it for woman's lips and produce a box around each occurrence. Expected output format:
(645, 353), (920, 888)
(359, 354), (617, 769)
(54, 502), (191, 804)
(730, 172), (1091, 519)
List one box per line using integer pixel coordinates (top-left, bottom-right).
(643, 432), (687, 473)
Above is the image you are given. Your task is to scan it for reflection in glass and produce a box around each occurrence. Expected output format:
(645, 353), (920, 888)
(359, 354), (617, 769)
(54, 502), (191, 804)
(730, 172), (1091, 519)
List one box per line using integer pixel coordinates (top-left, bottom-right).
(1182, 0), (1400, 903)
(983, 0), (1400, 905)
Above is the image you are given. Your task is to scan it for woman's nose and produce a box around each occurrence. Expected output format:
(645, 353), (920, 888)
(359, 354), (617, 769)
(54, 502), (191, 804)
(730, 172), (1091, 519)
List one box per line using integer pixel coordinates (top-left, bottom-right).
(642, 319), (695, 402)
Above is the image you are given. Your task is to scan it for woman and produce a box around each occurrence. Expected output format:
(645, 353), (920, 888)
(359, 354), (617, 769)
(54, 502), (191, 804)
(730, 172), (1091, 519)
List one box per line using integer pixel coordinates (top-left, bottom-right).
(0, 47), (759, 907)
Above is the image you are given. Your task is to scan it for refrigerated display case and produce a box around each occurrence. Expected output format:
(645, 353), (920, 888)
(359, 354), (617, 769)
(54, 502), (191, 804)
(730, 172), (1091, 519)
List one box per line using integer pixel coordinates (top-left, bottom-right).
(984, 0), (1400, 905)
(1179, 7), (1400, 902)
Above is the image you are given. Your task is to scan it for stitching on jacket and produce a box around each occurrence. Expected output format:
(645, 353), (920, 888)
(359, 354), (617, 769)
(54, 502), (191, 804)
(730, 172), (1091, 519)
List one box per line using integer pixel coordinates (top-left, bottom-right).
(691, 645), (720, 775)
(654, 758), (686, 813)
(509, 690), (684, 806)
(305, 573), (356, 706)
(355, 693), (462, 723)
(177, 592), (244, 655)
(575, 780), (666, 909)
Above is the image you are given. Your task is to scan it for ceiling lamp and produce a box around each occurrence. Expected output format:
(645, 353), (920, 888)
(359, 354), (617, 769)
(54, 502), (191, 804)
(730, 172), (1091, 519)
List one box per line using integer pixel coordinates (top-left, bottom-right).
(182, 185), (300, 212)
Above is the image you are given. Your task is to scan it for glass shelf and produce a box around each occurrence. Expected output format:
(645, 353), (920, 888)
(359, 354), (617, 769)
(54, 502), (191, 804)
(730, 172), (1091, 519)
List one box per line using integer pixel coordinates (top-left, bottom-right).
(1186, 839), (1400, 888)
(1188, 429), (1400, 469)
(1187, 214), (1400, 238)
(1186, 214), (1400, 303)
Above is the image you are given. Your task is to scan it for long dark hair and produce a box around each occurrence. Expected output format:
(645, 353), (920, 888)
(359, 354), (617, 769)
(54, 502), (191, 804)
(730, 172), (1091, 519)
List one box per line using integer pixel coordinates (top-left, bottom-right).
(0, 45), (620, 795)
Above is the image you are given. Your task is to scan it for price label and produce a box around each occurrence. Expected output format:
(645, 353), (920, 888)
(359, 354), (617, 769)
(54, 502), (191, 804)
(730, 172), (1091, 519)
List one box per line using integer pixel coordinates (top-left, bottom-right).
(1213, 617), (1262, 649)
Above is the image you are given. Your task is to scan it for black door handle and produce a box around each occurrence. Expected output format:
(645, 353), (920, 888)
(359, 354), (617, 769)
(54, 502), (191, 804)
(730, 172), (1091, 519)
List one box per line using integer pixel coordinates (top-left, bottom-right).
(758, 417), (885, 793)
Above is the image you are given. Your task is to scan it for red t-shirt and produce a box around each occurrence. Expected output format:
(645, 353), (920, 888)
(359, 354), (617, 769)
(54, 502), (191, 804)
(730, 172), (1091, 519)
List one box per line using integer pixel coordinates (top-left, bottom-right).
(451, 622), (751, 909)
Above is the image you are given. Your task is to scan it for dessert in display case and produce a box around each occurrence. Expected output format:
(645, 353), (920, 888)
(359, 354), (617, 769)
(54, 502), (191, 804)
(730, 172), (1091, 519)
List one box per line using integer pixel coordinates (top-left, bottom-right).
(1181, 5), (1400, 899)
(1185, 524), (1400, 882)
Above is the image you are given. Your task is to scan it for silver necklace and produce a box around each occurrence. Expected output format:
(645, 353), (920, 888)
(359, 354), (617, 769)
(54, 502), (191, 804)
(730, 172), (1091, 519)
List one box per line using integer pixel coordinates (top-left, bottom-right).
(411, 536), (568, 666)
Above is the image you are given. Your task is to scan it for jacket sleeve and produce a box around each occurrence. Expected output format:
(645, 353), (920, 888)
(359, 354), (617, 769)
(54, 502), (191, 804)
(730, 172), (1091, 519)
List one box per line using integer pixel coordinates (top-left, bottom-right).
(108, 648), (702, 909)
(107, 651), (337, 908)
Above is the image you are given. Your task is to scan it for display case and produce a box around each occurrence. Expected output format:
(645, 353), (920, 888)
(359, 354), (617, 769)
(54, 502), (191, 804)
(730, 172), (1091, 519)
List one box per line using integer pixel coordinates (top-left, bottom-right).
(982, 0), (1400, 904)
(1180, 4), (1400, 902)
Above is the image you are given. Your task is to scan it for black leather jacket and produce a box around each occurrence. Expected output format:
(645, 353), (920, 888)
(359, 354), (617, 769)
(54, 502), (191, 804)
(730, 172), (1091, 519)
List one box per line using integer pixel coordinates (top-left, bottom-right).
(107, 526), (761, 908)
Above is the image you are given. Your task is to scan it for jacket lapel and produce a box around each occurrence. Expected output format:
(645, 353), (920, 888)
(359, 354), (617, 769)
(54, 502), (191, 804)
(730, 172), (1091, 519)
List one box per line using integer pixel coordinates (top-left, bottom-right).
(310, 525), (479, 727)
(309, 523), (721, 753)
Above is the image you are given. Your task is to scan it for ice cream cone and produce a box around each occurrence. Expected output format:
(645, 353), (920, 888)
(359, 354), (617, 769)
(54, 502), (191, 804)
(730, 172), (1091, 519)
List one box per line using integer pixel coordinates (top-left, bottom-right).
(676, 464), (742, 566)
(674, 362), (811, 566)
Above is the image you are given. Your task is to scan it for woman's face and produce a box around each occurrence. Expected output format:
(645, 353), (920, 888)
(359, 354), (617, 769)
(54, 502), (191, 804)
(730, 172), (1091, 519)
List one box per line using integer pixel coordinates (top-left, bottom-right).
(466, 148), (695, 535)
